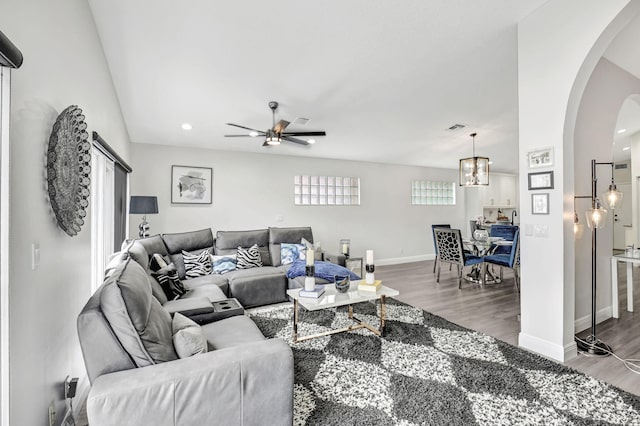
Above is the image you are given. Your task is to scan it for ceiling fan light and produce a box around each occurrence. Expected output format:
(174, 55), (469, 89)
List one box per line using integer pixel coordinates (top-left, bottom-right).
(308, 139), (316, 144)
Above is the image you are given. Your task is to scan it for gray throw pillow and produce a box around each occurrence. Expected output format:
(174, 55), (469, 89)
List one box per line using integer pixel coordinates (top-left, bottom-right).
(172, 313), (208, 358)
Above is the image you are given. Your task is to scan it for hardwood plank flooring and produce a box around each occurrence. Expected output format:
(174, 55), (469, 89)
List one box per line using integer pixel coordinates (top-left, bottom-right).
(376, 260), (640, 397)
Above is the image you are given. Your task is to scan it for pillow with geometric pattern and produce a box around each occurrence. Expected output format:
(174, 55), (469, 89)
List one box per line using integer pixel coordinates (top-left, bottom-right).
(236, 244), (262, 269)
(182, 249), (212, 278)
(151, 263), (186, 300)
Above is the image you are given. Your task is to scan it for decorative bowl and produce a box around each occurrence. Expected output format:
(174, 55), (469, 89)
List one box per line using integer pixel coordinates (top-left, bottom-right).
(334, 275), (350, 293)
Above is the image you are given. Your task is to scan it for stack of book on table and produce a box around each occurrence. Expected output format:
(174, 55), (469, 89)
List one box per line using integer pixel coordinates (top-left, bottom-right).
(358, 279), (382, 292)
(299, 285), (325, 298)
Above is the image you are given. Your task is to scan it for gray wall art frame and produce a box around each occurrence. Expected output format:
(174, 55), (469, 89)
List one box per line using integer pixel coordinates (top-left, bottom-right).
(528, 171), (554, 190)
(528, 147), (554, 169)
(531, 193), (549, 215)
(171, 165), (213, 204)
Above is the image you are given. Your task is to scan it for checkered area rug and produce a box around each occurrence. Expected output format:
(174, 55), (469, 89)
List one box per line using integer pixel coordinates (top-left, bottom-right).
(248, 299), (640, 425)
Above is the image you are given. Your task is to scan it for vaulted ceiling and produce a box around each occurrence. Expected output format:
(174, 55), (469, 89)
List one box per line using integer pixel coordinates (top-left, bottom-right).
(88, 1), (636, 173)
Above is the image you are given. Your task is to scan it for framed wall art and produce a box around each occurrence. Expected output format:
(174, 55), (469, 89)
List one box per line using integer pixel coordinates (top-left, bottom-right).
(528, 171), (554, 190)
(531, 193), (549, 215)
(171, 165), (212, 204)
(528, 148), (554, 169)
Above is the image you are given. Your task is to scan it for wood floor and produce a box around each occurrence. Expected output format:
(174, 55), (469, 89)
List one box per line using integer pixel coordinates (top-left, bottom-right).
(376, 260), (640, 397)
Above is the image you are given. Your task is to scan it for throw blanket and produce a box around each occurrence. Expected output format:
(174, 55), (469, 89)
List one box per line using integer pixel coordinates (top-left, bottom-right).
(286, 260), (360, 281)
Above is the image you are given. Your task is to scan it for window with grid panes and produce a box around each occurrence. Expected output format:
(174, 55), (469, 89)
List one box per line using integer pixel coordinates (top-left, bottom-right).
(294, 175), (360, 205)
(411, 180), (456, 205)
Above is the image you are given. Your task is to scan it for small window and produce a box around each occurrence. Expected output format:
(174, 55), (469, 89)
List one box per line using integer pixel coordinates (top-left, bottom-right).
(412, 180), (456, 205)
(294, 175), (360, 206)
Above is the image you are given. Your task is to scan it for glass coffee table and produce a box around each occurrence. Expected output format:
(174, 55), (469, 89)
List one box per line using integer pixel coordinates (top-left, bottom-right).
(286, 282), (399, 343)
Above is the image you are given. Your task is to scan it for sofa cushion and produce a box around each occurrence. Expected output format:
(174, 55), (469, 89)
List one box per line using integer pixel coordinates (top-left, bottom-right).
(182, 274), (229, 296)
(201, 315), (265, 350)
(182, 249), (213, 278)
(268, 227), (313, 267)
(236, 244), (263, 269)
(172, 313), (208, 358)
(180, 285), (227, 303)
(135, 235), (169, 258)
(127, 241), (150, 270)
(100, 258), (178, 367)
(215, 229), (271, 266)
(162, 229), (215, 279)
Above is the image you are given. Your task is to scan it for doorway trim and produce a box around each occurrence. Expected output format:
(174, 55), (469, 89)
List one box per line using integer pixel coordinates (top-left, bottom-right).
(0, 66), (10, 425)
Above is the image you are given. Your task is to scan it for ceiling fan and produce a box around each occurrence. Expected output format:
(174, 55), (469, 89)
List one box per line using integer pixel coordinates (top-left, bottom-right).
(225, 101), (326, 147)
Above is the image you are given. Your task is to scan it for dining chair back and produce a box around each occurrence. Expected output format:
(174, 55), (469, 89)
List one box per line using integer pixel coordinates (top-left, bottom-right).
(469, 220), (479, 240)
(434, 228), (484, 288)
(490, 225), (518, 255)
(484, 229), (520, 291)
(431, 224), (451, 273)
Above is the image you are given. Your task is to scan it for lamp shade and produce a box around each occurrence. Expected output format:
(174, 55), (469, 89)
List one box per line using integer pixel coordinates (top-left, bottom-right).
(129, 196), (158, 215)
(603, 184), (623, 210)
(585, 201), (607, 229)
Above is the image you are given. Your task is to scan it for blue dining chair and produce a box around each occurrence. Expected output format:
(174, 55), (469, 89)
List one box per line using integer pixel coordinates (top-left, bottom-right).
(489, 225), (518, 255)
(434, 228), (485, 289)
(431, 224), (451, 273)
(484, 229), (520, 291)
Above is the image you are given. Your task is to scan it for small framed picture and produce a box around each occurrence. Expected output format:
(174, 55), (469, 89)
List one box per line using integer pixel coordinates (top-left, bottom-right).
(528, 148), (554, 169)
(171, 165), (213, 204)
(531, 193), (549, 215)
(528, 171), (554, 190)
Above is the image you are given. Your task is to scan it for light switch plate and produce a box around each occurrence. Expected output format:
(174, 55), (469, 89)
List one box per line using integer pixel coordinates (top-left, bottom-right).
(31, 243), (40, 270)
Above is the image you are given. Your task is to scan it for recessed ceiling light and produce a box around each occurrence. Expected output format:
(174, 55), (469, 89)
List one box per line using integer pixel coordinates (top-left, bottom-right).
(308, 139), (316, 144)
(618, 128), (627, 134)
(249, 131), (259, 137)
(181, 123), (192, 130)
(488, 161), (493, 165)
(623, 146), (630, 151)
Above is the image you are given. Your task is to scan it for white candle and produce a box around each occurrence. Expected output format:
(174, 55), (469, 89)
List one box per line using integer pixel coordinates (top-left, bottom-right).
(366, 250), (374, 264)
(306, 249), (314, 266)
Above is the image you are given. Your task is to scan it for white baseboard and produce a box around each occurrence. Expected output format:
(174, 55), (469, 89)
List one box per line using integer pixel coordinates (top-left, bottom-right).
(574, 306), (612, 333)
(518, 332), (577, 362)
(377, 254), (433, 266)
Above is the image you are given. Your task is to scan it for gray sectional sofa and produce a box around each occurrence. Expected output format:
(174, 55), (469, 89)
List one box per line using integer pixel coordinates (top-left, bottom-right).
(77, 225), (341, 425)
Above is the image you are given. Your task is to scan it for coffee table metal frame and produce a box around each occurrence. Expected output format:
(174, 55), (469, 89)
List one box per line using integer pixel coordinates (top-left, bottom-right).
(286, 283), (399, 343)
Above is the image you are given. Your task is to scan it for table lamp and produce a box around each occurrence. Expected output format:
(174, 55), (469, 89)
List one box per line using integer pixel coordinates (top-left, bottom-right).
(129, 196), (158, 238)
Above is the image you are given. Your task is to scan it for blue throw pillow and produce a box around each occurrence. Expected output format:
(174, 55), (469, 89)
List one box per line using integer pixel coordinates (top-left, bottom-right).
(286, 260), (360, 281)
(211, 254), (237, 274)
(281, 243), (307, 265)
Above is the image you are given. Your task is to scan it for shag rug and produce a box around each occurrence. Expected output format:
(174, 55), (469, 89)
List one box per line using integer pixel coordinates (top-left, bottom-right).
(248, 299), (640, 425)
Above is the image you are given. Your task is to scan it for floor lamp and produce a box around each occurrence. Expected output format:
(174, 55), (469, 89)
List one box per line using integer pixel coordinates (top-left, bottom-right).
(574, 160), (623, 356)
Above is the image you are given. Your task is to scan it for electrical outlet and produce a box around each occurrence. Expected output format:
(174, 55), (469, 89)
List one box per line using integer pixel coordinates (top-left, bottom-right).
(64, 376), (78, 399)
(48, 400), (55, 426)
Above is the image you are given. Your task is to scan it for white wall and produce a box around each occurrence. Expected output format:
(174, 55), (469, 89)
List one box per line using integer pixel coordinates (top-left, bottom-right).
(574, 58), (640, 330)
(517, 0), (638, 361)
(0, 0), (130, 424)
(129, 143), (468, 263)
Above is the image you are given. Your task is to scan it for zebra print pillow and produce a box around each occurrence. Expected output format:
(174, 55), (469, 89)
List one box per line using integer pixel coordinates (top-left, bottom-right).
(236, 244), (263, 269)
(151, 263), (186, 300)
(182, 249), (212, 278)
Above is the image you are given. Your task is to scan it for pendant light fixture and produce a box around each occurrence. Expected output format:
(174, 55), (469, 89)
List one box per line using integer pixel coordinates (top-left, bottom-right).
(459, 132), (490, 186)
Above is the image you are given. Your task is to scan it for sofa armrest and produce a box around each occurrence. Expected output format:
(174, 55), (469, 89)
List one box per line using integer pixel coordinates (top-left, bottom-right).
(87, 338), (293, 426)
(323, 252), (346, 266)
(162, 297), (214, 317)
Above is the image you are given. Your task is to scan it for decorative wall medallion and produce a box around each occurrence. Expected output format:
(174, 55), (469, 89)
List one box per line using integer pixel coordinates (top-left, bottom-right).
(46, 105), (91, 236)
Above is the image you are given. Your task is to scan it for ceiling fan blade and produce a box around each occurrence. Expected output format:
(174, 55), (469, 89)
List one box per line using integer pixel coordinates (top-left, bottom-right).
(273, 120), (290, 134)
(226, 123), (262, 132)
(282, 135), (309, 146)
(224, 134), (260, 137)
(281, 131), (326, 136)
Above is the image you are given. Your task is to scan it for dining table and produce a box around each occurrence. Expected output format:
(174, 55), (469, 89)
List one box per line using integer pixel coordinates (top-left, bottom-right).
(462, 238), (513, 284)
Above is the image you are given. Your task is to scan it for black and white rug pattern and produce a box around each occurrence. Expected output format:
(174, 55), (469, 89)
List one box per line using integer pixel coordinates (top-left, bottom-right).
(248, 299), (640, 425)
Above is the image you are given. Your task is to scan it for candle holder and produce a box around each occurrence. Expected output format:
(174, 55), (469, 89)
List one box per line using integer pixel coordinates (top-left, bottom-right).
(305, 249), (316, 291)
(340, 239), (350, 258)
(365, 263), (375, 284)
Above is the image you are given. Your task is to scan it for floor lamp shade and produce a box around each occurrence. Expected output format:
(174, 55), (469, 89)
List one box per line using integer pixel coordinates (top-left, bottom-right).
(129, 196), (158, 238)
